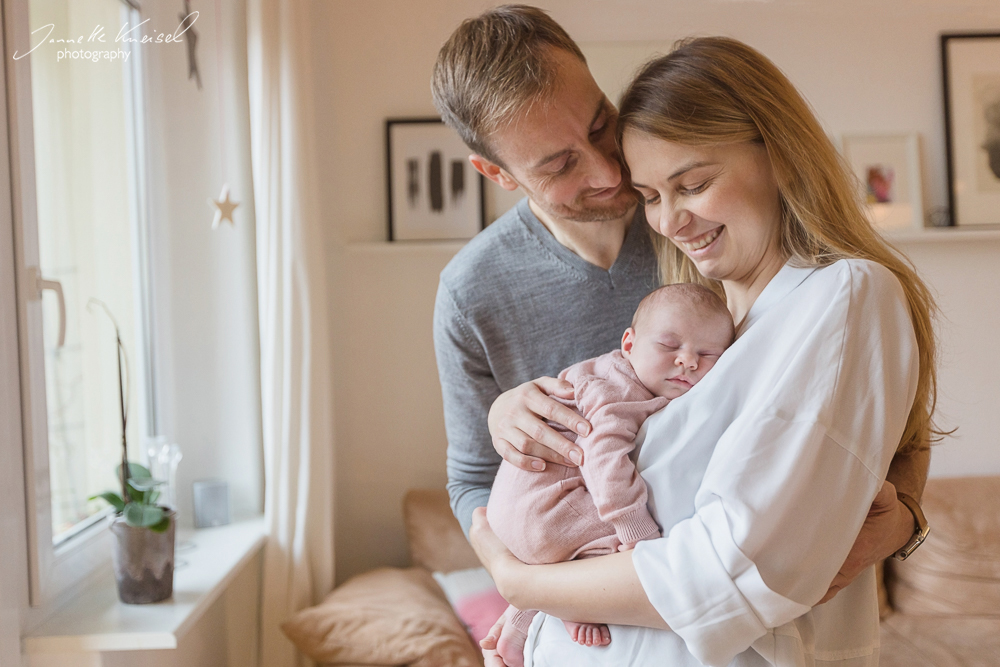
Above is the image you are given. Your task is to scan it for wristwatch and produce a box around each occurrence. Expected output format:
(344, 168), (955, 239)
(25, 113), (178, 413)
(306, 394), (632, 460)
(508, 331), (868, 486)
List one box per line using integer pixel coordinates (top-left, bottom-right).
(893, 492), (930, 561)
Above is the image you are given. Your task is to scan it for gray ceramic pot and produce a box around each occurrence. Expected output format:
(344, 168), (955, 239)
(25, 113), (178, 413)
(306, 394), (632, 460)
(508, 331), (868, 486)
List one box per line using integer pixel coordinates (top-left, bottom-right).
(110, 511), (176, 604)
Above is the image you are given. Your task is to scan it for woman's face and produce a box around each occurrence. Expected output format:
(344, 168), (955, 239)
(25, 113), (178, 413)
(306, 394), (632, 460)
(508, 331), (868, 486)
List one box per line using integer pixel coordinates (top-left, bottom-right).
(623, 131), (785, 289)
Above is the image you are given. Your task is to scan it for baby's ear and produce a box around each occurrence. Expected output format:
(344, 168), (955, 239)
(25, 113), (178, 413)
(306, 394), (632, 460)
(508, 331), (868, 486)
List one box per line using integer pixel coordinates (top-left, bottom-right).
(621, 328), (636, 356)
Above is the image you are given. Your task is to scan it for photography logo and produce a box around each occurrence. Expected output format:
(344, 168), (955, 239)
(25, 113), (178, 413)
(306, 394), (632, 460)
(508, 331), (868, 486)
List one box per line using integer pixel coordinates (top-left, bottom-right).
(12, 13), (199, 64)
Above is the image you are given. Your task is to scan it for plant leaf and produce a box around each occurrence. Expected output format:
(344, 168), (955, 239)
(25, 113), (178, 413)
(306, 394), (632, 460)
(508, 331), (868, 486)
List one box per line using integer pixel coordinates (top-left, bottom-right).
(123, 502), (164, 528)
(116, 462), (152, 480)
(126, 481), (147, 505)
(147, 490), (161, 505)
(149, 515), (171, 533)
(128, 478), (165, 491)
(89, 492), (125, 513)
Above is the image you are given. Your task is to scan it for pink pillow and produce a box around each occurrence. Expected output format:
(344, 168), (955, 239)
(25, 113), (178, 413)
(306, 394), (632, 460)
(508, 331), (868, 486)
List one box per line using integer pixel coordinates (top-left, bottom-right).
(433, 567), (509, 644)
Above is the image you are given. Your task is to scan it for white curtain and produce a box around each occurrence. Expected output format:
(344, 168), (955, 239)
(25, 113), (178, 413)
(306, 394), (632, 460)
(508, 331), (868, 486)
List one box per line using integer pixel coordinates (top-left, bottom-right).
(247, 0), (334, 665)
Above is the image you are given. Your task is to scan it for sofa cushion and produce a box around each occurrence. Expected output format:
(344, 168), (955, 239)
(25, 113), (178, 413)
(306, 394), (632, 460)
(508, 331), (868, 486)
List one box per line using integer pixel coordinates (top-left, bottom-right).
(432, 567), (508, 644)
(404, 489), (481, 573)
(880, 614), (1000, 666)
(281, 567), (483, 666)
(887, 476), (1000, 616)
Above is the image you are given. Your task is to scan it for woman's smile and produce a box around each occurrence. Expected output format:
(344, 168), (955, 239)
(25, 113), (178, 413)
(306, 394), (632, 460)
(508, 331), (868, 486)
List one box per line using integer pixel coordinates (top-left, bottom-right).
(676, 226), (723, 254)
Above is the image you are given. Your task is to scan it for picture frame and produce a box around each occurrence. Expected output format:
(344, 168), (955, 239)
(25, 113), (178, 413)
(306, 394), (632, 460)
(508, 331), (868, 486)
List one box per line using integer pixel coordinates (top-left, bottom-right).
(386, 118), (486, 241)
(941, 33), (1000, 227)
(841, 133), (924, 232)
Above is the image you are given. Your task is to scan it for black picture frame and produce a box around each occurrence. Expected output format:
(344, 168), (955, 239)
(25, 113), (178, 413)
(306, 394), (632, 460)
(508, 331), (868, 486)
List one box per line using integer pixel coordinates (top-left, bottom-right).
(385, 118), (486, 241)
(941, 32), (1000, 227)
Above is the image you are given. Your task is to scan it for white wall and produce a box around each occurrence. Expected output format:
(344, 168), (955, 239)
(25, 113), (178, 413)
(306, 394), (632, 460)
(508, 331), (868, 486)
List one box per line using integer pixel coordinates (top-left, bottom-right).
(901, 236), (1000, 476)
(313, 0), (1000, 583)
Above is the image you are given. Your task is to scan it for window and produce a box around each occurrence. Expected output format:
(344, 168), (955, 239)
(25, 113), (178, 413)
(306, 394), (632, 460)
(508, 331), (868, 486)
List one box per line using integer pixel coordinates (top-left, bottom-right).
(11, 0), (153, 605)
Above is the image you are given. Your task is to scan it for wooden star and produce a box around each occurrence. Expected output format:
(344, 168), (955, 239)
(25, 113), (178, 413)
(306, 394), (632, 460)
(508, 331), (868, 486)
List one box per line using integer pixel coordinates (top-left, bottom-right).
(210, 183), (239, 228)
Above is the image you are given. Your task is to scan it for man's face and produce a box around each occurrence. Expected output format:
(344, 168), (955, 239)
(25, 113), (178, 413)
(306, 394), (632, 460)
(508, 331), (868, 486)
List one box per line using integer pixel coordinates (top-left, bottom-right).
(483, 48), (636, 223)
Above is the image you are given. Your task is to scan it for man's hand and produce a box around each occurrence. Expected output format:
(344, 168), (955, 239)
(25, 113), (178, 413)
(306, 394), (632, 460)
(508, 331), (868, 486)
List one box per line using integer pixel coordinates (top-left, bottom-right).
(818, 480), (915, 604)
(488, 377), (591, 471)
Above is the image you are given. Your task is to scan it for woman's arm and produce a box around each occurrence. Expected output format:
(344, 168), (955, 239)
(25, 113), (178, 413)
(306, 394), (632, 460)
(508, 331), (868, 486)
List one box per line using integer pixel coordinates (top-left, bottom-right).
(470, 507), (668, 629)
(490, 380), (929, 607)
(818, 447), (929, 603)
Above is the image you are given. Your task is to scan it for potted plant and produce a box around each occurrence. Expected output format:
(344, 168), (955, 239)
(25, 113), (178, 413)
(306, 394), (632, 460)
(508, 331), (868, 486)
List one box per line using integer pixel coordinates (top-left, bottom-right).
(88, 299), (175, 604)
(92, 463), (175, 604)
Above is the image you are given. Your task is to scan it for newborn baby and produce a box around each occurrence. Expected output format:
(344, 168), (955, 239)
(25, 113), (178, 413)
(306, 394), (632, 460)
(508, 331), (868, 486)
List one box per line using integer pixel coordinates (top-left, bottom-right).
(486, 283), (735, 667)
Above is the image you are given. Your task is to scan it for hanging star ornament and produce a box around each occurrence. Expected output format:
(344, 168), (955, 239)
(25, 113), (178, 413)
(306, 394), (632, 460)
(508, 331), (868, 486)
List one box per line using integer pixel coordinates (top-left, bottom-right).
(180, 0), (201, 89)
(210, 183), (239, 228)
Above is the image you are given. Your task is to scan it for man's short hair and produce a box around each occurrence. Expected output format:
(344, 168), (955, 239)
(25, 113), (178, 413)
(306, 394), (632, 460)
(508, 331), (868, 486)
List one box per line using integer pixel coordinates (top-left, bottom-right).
(431, 4), (586, 167)
(633, 283), (735, 343)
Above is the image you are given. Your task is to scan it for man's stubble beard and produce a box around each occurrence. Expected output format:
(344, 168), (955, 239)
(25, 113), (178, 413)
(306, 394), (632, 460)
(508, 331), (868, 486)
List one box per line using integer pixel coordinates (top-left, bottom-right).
(534, 184), (639, 224)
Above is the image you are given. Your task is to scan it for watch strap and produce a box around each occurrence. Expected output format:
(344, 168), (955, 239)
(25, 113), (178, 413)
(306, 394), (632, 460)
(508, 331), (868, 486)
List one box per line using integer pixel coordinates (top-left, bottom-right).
(893, 491), (930, 561)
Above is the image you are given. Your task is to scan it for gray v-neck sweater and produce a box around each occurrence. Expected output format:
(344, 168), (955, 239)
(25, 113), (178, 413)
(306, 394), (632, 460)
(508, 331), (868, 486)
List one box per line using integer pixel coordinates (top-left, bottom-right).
(433, 198), (659, 534)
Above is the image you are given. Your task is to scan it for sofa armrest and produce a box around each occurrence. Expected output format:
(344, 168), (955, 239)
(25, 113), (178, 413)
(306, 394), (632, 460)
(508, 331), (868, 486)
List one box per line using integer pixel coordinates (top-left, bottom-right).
(886, 475), (1000, 615)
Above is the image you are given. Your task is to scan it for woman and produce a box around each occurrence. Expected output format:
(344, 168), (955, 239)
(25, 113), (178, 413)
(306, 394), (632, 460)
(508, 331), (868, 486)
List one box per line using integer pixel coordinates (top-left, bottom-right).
(472, 37), (939, 667)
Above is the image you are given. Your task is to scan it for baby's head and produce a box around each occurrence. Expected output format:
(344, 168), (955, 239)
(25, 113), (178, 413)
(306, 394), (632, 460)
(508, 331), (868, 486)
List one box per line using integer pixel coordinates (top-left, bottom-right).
(621, 283), (735, 400)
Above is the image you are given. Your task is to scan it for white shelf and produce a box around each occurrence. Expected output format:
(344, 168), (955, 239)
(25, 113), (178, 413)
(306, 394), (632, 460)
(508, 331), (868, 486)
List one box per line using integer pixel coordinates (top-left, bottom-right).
(884, 227), (1000, 244)
(24, 517), (265, 655)
(346, 240), (469, 253)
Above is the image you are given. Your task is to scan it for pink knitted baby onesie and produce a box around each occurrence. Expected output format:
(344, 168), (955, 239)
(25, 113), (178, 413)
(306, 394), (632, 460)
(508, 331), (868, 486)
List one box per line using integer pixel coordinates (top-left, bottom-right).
(487, 349), (669, 636)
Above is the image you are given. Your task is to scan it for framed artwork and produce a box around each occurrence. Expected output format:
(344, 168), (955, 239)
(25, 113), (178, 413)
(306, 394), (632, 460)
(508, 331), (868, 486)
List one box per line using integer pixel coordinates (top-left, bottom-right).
(841, 133), (924, 232)
(386, 118), (485, 241)
(942, 33), (1000, 227)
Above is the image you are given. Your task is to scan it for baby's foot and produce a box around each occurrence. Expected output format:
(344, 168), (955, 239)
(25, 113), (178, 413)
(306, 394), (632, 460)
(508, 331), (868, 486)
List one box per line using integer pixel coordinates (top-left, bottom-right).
(563, 620), (611, 647)
(496, 617), (529, 667)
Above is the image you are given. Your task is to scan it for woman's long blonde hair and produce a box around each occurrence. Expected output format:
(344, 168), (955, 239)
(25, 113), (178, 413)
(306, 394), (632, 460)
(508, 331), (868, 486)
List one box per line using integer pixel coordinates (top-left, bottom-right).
(617, 36), (941, 454)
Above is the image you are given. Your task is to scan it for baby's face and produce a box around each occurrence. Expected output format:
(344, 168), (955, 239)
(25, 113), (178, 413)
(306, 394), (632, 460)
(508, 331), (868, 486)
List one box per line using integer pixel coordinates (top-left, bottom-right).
(621, 301), (732, 400)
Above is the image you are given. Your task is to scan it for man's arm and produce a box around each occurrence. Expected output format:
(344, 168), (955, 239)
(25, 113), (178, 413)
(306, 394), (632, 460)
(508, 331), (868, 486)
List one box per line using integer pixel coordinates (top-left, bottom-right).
(433, 281), (503, 536)
(886, 446), (930, 501)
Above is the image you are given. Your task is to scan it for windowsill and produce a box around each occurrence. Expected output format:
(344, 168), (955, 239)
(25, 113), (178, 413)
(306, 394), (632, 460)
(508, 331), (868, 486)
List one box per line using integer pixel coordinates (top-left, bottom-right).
(24, 517), (265, 655)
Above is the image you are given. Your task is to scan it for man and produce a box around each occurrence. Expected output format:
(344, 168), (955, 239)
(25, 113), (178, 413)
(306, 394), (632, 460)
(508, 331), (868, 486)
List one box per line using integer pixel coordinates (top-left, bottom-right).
(431, 4), (927, 601)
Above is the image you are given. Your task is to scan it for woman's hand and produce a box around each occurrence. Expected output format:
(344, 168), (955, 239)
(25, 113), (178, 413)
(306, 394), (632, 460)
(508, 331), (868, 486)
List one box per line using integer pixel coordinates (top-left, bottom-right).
(470, 507), (525, 602)
(480, 615), (510, 667)
(818, 480), (913, 604)
(471, 512), (528, 667)
(488, 377), (591, 471)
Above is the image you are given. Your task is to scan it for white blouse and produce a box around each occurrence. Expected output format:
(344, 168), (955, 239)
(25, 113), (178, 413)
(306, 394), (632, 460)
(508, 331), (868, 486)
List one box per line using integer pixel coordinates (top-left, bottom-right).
(525, 259), (919, 667)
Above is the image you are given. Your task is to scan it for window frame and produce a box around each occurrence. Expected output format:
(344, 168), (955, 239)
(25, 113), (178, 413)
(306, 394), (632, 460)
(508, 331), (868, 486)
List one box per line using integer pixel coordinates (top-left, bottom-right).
(4, 0), (156, 610)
